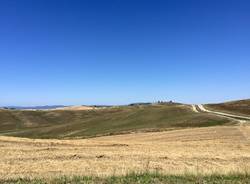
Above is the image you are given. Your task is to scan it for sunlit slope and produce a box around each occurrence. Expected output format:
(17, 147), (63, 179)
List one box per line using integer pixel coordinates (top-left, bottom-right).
(0, 125), (249, 178)
(0, 104), (233, 139)
(206, 99), (250, 117)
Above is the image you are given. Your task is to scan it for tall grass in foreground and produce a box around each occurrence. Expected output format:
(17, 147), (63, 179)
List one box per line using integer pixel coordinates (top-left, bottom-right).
(2, 172), (250, 184)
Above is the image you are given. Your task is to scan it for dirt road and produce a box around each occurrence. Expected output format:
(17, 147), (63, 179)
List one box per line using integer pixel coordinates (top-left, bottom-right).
(191, 105), (199, 113)
(197, 104), (250, 121)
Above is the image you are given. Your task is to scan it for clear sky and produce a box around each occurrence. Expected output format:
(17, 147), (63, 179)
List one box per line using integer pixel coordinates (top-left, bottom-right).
(0, 0), (250, 106)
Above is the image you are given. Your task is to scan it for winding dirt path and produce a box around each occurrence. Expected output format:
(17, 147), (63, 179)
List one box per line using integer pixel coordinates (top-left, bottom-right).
(191, 105), (199, 113)
(197, 104), (250, 121)
(196, 104), (250, 141)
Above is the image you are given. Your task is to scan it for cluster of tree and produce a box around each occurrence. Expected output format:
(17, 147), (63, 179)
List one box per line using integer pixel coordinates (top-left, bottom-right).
(2, 107), (16, 110)
(90, 105), (113, 108)
(128, 102), (152, 106)
(156, 100), (173, 104)
(127, 101), (176, 107)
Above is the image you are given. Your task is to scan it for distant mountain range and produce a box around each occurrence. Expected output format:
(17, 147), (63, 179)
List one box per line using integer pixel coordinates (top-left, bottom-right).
(1, 105), (66, 110)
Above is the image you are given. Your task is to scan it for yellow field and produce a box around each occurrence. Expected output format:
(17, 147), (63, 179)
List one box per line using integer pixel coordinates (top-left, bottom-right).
(0, 124), (249, 179)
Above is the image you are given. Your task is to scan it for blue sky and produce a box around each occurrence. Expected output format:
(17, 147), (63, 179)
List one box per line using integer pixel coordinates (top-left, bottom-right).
(0, 0), (250, 106)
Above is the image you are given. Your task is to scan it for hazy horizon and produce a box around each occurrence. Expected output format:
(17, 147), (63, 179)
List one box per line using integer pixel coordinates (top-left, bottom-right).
(1, 97), (250, 107)
(1, 0), (250, 106)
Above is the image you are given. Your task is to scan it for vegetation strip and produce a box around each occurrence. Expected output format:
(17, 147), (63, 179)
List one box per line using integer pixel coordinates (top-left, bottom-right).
(2, 173), (250, 184)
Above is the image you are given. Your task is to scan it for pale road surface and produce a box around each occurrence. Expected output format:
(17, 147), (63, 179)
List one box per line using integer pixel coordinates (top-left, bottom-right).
(197, 104), (250, 121)
(191, 105), (199, 113)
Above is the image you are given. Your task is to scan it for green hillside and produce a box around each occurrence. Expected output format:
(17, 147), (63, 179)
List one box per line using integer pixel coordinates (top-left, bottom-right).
(0, 104), (233, 139)
(206, 99), (250, 116)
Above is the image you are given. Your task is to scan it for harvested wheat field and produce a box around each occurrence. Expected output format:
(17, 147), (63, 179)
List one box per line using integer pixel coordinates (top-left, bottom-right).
(0, 124), (250, 180)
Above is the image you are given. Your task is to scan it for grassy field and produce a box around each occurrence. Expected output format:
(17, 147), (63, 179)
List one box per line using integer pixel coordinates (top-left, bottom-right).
(2, 173), (250, 184)
(0, 102), (249, 183)
(0, 125), (249, 179)
(0, 103), (233, 139)
(206, 99), (250, 117)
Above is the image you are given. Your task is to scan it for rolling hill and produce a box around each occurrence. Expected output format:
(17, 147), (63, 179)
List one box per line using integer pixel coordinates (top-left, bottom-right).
(0, 101), (249, 182)
(205, 99), (250, 117)
(0, 103), (233, 139)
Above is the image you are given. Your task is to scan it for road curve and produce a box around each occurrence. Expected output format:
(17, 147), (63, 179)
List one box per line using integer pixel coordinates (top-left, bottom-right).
(198, 104), (250, 121)
(191, 105), (199, 113)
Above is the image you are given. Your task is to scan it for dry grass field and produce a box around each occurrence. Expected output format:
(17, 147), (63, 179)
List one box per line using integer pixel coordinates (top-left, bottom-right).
(55, 105), (97, 111)
(0, 123), (249, 180)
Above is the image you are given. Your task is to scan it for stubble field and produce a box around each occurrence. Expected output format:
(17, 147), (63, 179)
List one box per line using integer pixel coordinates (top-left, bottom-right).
(0, 124), (249, 180)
